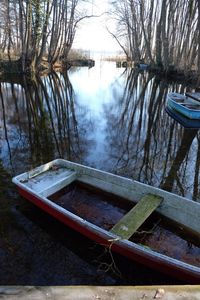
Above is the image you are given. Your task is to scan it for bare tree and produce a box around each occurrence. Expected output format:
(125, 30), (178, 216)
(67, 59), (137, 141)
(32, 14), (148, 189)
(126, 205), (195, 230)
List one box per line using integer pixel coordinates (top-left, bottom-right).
(0, 0), (94, 73)
(109, 0), (199, 73)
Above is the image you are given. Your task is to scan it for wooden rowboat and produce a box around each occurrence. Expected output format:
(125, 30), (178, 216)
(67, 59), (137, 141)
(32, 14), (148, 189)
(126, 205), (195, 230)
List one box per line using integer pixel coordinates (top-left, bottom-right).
(12, 159), (200, 283)
(167, 92), (200, 119)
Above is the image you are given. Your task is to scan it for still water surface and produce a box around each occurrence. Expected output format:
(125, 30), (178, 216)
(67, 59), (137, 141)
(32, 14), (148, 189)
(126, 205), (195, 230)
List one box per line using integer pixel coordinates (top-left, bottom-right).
(0, 61), (199, 284)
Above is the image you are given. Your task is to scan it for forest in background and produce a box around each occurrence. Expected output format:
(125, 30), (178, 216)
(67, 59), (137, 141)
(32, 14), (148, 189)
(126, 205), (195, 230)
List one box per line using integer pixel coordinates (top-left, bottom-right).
(0, 0), (92, 73)
(0, 0), (200, 77)
(110, 0), (200, 75)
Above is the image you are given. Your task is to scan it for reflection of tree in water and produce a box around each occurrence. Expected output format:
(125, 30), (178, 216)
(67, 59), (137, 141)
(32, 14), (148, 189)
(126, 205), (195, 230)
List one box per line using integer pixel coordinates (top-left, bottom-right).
(161, 129), (198, 195)
(0, 72), (94, 172)
(104, 70), (200, 200)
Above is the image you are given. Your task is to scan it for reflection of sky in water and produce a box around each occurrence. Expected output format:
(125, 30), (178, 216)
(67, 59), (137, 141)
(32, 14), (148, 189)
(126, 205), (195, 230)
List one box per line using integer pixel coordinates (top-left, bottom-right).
(0, 62), (199, 200)
(69, 61), (125, 168)
(69, 61), (124, 112)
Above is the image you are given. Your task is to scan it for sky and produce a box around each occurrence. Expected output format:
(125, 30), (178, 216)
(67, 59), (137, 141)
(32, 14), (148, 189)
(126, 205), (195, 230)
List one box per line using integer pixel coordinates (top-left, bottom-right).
(73, 0), (121, 55)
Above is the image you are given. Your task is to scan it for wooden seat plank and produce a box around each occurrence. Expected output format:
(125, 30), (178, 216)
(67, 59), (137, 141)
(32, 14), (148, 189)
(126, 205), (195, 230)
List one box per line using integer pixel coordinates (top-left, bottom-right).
(110, 193), (163, 239)
(185, 92), (200, 102)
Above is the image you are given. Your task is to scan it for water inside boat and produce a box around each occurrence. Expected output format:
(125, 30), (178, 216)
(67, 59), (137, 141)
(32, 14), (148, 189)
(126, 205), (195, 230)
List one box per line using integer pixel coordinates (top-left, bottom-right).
(49, 181), (133, 230)
(48, 181), (200, 268)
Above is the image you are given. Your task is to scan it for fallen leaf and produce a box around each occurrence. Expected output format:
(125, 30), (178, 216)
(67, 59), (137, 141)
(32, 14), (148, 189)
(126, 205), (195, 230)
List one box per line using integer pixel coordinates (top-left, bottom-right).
(154, 288), (165, 299)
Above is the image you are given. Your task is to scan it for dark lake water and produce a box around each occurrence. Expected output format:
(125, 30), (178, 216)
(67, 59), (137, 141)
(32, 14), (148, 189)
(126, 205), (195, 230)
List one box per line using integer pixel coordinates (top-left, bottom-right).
(0, 61), (199, 285)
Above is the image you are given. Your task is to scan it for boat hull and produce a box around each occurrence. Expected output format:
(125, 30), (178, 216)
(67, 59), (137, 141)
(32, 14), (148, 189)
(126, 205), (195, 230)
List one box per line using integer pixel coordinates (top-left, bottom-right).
(167, 93), (200, 119)
(165, 106), (200, 128)
(13, 159), (200, 283)
(16, 184), (200, 284)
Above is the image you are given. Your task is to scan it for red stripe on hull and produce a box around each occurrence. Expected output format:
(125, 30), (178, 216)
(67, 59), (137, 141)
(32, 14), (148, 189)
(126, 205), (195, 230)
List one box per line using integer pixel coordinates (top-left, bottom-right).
(18, 187), (200, 284)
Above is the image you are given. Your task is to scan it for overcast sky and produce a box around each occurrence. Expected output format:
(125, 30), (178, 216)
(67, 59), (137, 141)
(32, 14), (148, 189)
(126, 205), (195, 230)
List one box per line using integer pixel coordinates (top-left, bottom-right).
(73, 0), (121, 54)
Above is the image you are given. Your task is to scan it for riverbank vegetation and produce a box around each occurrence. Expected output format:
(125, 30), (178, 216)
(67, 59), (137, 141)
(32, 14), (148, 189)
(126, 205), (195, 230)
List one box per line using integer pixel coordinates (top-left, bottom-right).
(110, 0), (200, 77)
(0, 0), (93, 74)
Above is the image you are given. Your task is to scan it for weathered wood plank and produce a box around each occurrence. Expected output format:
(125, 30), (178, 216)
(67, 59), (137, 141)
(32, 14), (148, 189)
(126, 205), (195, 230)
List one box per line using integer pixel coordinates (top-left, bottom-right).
(0, 286), (200, 300)
(110, 194), (163, 239)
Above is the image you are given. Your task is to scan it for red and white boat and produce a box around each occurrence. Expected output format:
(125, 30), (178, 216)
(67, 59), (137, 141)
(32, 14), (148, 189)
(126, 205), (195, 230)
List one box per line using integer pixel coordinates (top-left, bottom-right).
(12, 159), (200, 283)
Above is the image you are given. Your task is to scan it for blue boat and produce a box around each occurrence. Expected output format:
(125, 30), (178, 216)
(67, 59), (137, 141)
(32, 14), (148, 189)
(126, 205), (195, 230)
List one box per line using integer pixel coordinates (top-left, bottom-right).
(167, 92), (200, 119)
(165, 106), (200, 129)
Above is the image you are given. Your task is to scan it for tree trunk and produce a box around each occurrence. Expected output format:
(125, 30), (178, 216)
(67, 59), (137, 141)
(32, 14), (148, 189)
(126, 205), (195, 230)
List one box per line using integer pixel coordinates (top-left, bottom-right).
(160, 0), (168, 70)
(197, 0), (200, 74)
(36, 0), (52, 68)
(139, 0), (154, 64)
(156, 21), (162, 67)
